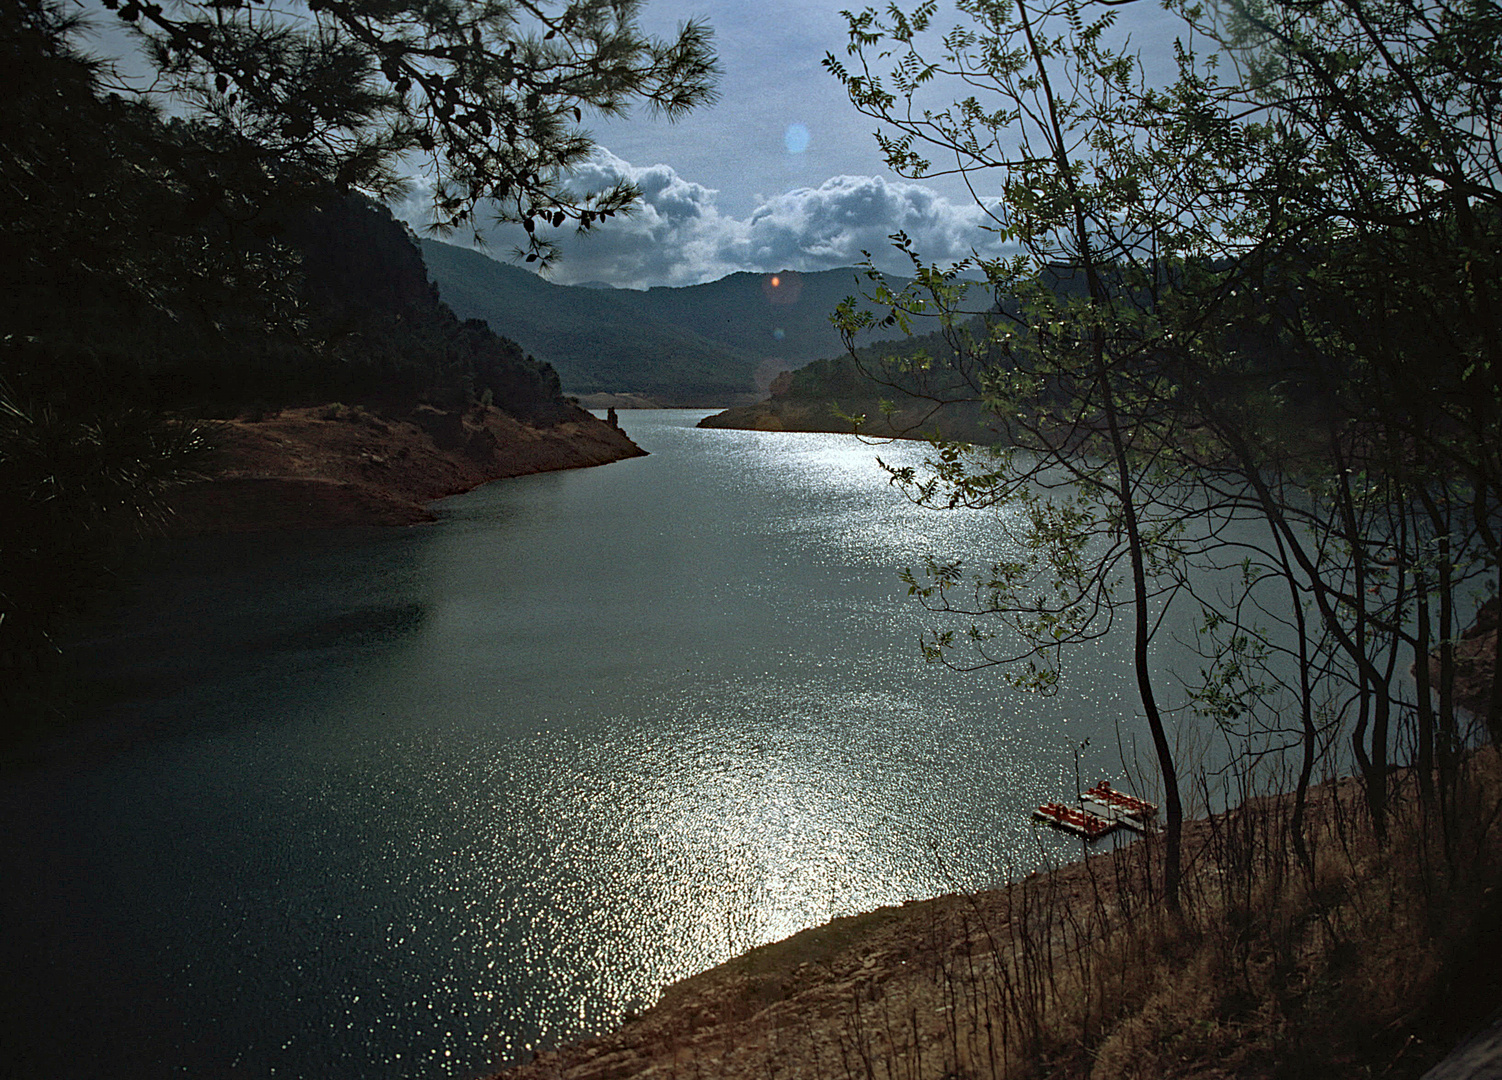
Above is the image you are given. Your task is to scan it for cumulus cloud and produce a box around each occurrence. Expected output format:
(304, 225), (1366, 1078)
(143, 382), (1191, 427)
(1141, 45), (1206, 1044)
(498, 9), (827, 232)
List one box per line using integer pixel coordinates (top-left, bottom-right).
(393, 149), (1011, 288)
(731, 175), (999, 271)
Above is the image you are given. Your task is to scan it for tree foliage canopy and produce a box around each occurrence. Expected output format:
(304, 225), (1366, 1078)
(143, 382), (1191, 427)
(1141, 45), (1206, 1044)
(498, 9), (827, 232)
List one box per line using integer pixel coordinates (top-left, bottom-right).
(824, 0), (1502, 901)
(103, 0), (719, 261)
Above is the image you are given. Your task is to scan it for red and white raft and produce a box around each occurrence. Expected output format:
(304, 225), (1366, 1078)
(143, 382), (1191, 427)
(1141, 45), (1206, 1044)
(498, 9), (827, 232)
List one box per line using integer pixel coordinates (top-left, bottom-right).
(1083, 781), (1158, 832)
(1032, 801), (1117, 841)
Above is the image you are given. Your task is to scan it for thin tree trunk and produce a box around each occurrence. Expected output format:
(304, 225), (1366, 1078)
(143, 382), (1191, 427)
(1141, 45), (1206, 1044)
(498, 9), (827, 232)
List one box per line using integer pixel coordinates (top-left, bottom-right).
(1414, 565), (1435, 804)
(1013, 0), (1183, 912)
(1274, 525), (1319, 872)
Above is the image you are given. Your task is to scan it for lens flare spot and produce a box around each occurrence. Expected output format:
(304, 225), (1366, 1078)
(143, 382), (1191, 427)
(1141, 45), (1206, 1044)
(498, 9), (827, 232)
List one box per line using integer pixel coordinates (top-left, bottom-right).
(784, 123), (810, 155)
(763, 271), (802, 305)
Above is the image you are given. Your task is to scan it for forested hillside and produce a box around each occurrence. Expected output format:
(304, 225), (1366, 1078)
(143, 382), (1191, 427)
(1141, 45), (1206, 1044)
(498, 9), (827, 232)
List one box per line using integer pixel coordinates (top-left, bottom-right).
(0, 5), (573, 424)
(698, 263), (1292, 441)
(697, 321), (1003, 439)
(421, 240), (914, 402)
(420, 241), (760, 401)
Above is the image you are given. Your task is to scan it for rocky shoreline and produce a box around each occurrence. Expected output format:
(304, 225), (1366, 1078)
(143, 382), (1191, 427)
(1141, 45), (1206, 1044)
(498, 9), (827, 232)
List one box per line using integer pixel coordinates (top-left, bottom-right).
(164, 402), (644, 534)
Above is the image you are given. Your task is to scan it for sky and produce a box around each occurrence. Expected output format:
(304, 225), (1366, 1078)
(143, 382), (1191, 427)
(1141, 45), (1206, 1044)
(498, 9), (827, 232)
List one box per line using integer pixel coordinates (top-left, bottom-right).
(391, 0), (1188, 289)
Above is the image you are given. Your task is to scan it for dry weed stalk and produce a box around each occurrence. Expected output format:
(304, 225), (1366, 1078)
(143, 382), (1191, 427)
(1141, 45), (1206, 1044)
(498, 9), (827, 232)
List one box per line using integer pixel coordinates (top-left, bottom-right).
(817, 750), (1502, 1080)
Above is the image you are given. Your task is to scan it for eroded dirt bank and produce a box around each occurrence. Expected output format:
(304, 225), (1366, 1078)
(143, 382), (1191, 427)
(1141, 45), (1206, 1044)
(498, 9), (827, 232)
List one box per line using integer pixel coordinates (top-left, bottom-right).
(165, 402), (644, 533)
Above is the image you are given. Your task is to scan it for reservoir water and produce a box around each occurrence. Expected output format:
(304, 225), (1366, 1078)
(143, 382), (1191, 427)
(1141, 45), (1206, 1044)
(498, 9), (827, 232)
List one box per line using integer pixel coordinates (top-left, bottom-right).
(2, 410), (1155, 1079)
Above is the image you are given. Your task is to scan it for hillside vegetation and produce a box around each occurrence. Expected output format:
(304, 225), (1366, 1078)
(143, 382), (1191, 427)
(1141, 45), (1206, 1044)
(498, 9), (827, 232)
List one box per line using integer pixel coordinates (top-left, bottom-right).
(698, 316), (1005, 441)
(421, 240), (914, 403)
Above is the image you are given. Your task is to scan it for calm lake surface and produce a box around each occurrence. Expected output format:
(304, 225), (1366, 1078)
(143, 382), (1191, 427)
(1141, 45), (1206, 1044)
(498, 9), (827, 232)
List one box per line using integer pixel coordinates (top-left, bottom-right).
(3, 410), (1158, 1079)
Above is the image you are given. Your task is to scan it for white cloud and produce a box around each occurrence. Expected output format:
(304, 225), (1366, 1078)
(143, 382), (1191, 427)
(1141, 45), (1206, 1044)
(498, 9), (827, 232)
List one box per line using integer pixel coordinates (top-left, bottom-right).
(730, 175), (1000, 271)
(392, 149), (1013, 288)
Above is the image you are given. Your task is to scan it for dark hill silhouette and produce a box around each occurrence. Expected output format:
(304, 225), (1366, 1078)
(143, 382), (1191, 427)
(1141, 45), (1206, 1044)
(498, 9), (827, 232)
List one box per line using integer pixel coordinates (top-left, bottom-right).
(273, 197), (572, 421)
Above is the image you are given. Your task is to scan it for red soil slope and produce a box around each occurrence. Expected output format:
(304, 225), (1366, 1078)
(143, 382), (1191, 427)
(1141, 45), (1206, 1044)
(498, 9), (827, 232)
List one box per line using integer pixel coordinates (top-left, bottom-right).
(166, 403), (644, 534)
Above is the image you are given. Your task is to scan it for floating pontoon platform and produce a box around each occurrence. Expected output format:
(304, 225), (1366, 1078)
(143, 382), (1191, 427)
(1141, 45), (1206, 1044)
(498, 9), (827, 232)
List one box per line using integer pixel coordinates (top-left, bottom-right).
(1083, 781), (1158, 826)
(1032, 801), (1118, 841)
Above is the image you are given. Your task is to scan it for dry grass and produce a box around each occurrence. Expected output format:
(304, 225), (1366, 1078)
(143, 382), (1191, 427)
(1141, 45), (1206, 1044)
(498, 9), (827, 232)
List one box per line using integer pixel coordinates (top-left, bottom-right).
(934, 752), (1502, 1080)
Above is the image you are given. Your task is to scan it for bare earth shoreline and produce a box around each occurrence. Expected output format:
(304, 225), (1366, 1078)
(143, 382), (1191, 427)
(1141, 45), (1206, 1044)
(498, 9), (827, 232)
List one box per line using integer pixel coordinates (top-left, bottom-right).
(163, 402), (645, 533)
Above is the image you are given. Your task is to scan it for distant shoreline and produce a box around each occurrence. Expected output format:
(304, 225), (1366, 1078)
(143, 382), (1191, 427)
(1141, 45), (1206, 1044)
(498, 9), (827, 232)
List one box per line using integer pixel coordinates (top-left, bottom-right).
(575, 393), (762, 410)
(697, 396), (1001, 442)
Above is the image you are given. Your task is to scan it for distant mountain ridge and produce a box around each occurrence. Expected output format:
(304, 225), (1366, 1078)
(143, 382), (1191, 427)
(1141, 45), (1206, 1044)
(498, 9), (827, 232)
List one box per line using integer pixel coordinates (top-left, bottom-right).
(419, 240), (910, 404)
